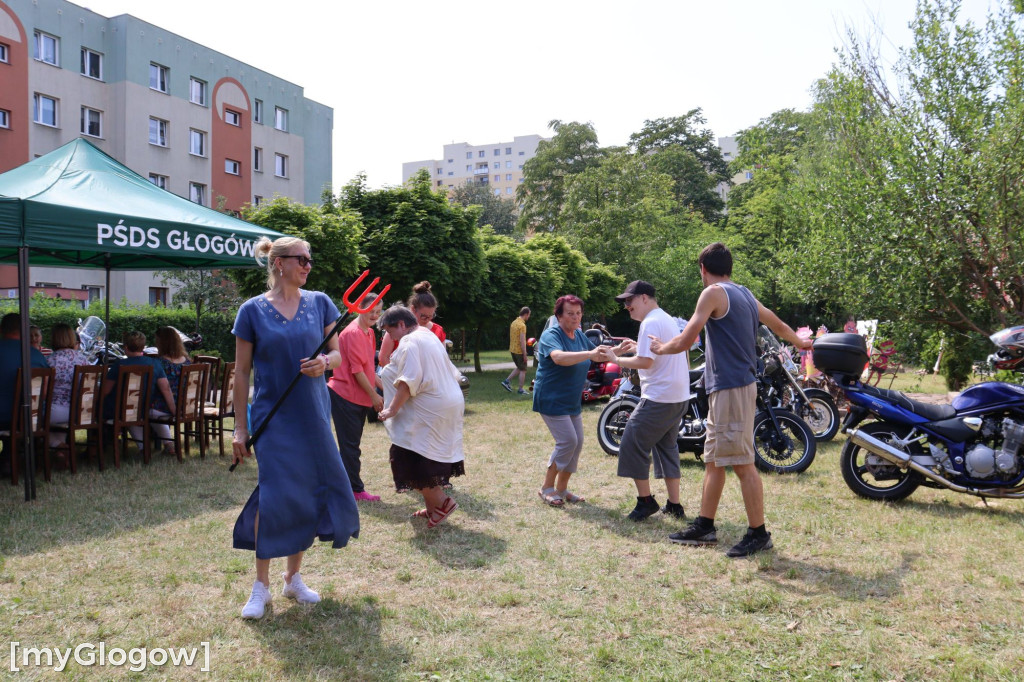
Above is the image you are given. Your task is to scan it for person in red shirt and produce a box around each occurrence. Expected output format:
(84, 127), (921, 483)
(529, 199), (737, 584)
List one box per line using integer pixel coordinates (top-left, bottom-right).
(378, 281), (445, 367)
(327, 292), (385, 501)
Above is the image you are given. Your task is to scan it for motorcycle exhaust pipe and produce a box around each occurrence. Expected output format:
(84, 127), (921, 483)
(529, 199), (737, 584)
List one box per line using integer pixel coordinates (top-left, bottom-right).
(847, 428), (1024, 499)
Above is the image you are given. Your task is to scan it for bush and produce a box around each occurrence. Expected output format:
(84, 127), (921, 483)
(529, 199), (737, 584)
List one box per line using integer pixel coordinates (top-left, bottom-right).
(0, 295), (238, 360)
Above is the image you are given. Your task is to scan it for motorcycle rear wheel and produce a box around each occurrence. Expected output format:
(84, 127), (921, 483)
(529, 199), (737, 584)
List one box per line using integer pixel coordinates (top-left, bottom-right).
(839, 421), (921, 501)
(798, 388), (840, 442)
(753, 409), (816, 474)
(597, 398), (637, 456)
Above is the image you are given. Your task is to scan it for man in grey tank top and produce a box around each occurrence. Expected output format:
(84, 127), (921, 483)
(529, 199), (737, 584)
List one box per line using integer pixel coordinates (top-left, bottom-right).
(650, 243), (811, 557)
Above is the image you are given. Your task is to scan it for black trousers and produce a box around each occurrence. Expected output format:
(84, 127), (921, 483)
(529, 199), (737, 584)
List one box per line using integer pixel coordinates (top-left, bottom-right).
(329, 389), (370, 494)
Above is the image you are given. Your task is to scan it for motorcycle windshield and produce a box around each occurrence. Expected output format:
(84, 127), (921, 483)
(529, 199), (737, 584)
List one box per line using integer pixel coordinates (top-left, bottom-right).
(990, 325), (1024, 352)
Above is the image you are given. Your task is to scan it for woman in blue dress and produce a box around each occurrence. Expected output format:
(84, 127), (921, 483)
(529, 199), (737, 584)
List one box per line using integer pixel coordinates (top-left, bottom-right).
(231, 236), (359, 620)
(532, 295), (614, 507)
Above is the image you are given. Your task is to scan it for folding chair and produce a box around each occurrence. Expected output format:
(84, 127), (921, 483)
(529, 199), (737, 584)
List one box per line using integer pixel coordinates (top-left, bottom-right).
(50, 365), (105, 473)
(151, 363), (208, 461)
(106, 365), (153, 467)
(1, 367), (55, 485)
(203, 361), (236, 457)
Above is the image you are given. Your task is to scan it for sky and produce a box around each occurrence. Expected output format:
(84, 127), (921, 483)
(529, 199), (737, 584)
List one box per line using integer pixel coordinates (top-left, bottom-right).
(79, 0), (999, 190)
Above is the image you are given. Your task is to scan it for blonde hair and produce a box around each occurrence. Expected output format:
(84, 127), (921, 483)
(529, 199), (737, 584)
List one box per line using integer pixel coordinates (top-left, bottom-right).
(51, 323), (77, 351)
(254, 235), (311, 290)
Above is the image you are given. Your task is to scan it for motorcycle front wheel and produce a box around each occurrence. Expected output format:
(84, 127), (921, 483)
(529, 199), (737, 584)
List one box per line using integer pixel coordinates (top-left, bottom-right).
(596, 398), (637, 456)
(797, 388), (840, 442)
(839, 421), (921, 501)
(753, 409), (816, 474)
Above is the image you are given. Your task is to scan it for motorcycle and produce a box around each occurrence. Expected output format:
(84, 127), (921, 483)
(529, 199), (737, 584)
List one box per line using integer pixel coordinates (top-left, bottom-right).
(596, 325), (817, 474)
(759, 330), (841, 441)
(581, 325), (625, 403)
(813, 328), (1024, 501)
(76, 317), (202, 364)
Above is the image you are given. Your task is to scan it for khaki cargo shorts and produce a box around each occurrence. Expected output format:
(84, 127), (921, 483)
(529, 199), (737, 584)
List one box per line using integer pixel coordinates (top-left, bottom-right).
(704, 383), (757, 467)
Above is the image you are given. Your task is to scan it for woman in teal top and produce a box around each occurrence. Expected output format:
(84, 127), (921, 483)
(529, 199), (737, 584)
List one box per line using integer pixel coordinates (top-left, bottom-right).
(532, 295), (614, 507)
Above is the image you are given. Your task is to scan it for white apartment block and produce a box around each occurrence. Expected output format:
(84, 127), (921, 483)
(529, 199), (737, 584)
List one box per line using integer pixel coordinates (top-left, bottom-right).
(402, 134), (547, 198)
(717, 136), (752, 207)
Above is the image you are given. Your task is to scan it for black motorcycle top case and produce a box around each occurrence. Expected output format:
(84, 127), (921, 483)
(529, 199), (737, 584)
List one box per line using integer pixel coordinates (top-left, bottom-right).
(813, 333), (868, 377)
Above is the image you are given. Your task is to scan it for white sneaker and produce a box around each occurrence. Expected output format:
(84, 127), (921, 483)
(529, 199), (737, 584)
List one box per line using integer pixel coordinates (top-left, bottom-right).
(241, 580), (271, 619)
(281, 572), (321, 604)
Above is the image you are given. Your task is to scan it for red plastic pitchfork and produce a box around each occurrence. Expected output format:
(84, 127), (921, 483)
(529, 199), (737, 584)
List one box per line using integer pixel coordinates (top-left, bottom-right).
(230, 270), (391, 471)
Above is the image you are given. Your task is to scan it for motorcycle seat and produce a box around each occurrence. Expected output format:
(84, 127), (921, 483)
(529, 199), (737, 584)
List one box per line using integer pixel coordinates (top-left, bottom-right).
(859, 384), (956, 421)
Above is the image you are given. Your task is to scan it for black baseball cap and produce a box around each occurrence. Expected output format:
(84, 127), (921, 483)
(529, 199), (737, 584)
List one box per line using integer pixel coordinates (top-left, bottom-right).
(615, 280), (656, 302)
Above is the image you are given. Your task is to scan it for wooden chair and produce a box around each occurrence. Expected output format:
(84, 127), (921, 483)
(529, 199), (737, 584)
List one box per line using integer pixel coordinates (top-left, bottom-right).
(49, 365), (105, 474)
(193, 354), (222, 406)
(0, 367), (55, 485)
(105, 365), (153, 468)
(151, 363), (209, 461)
(203, 361), (236, 457)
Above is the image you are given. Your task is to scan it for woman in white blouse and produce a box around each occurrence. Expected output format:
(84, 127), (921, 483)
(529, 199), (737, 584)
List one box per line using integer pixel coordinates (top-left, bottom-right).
(377, 305), (465, 529)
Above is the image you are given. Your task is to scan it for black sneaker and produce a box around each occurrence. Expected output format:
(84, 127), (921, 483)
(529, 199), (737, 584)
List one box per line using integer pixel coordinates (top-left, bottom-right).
(661, 501), (686, 519)
(627, 496), (660, 522)
(669, 521), (718, 546)
(726, 530), (773, 558)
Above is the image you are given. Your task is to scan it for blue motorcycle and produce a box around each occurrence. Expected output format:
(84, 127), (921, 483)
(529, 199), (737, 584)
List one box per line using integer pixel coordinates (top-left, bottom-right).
(813, 328), (1024, 501)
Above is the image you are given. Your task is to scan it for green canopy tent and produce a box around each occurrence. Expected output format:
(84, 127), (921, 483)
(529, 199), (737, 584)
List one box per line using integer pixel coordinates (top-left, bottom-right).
(0, 137), (286, 501)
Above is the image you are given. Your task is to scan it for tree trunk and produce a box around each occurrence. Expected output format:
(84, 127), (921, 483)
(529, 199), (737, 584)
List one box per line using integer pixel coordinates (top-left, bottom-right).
(473, 326), (483, 373)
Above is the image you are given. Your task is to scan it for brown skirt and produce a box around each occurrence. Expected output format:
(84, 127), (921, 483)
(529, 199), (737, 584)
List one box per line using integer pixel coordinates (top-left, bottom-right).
(389, 444), (465, 491)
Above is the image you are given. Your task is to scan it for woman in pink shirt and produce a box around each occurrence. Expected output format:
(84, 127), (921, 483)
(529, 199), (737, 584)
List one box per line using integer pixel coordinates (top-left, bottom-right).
(327, 292), (385, 501)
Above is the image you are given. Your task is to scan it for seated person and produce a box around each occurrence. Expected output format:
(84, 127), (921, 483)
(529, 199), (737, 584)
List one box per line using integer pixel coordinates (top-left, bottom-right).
(151, 327), (192, 455)
(47, 323), (89, 447)
(1, 313), (50, 430)
(101, 331), (176, 450)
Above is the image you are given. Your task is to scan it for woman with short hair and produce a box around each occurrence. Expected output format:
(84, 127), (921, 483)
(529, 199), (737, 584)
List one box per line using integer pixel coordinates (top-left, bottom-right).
(377, 304), (465, 528)
(47, 323), (89, 448)
(532, 295), (613, 506)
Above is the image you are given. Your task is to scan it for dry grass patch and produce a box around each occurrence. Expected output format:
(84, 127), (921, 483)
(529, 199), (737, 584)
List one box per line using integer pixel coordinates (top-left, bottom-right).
(2, 371), (1024, 679)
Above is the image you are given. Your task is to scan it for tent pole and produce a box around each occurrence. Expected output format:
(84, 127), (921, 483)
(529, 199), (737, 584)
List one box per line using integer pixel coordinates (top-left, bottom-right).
(104, 256), (111, 368)
(18, 247), (35, 501)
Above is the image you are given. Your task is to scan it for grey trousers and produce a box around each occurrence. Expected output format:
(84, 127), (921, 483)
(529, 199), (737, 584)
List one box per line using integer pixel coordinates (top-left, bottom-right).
(617, 398), (688, 480)
(541, 413), (584, 474)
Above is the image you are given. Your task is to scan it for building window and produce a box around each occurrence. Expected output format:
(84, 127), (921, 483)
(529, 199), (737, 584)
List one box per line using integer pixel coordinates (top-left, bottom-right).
(506, 187), (513, 194)
(506, 147), (512, 155)
(437, 180), (443, 187)
(436, 168), (443, 175)
(0, 109), (9, 129)
(519, 177), (524, 183)
(253, 195), (263, 206)
(478, 151), (485, 158)
(745, 171), (754, 180)
(82, 285), (103, 304)
(506, 161), (512, 168)
(253, 99), (263, 124)
(148, 173), (168, 189)
(494, 175), (500, 182)
(506, 174), (512, 181)
(518, 151), (525, 156)
(494, 148), (500, 156)
(447, 171), (454, 176)
(254, 147), (263, 173)
(33, 94), (57, 127)
(275, 153), (288, 178)
(225, 159), (241, 175)
(149, 287), (168, 306)
(189, 77), (207, 105)
(33, 31), (59, 66)
(494, 189), (501, 196)
(518, 164), (524, 169)
(0, 42), (8, 63)
(189, 182), (206, 206)
(447, 158), (453, 163)
(149, 117), (168, 147)
(189, 129), (206, 157)
(466, 152), (472, 159)
(466, 165), (471, 172)
(149, 63), (169, 92)
(225, 109), (241, 126)
(274, 107), (288, 132)
(493, 162), (499, 169)
(80, 48), (102, 80)
(80, 107), (102, 137)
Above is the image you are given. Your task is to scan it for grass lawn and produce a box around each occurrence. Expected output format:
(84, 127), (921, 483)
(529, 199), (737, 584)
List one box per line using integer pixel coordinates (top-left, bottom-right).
(3, 370), (1023, 680)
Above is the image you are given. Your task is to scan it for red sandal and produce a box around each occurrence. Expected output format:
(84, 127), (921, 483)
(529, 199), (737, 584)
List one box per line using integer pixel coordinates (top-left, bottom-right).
(427, 497), (458, 529)
(411, 508), (429, 518)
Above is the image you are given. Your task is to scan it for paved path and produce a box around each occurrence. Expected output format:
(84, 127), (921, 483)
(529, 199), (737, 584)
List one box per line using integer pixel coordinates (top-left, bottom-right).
(456, 361), (517, 372)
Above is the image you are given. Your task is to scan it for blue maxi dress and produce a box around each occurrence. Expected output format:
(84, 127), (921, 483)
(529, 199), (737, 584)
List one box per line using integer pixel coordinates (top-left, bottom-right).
(232, 290), (360, 559)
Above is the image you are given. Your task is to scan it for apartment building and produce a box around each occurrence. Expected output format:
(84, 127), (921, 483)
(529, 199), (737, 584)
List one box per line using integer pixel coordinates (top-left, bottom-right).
(402, 134), (547, 199)
(0, 0), (332, 305)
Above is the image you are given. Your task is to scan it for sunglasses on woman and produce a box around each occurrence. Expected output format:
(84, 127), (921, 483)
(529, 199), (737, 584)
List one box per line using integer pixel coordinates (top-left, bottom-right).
(280, 255), (314, 267)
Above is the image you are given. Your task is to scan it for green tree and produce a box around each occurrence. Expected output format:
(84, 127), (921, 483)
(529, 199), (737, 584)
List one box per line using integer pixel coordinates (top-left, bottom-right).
(522, 234), (589, 300)
(229, 196), (365, 300)
(629, 110), (731, 222)
(516, 120), (604, 233)
(339, 170), (484, 332)
(793, 0), (1024, 388)
(450, 182), (519, 235)
(157, 269), (242, 334)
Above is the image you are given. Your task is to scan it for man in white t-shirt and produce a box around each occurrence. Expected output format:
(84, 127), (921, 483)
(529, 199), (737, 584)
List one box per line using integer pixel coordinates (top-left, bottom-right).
(611, 281), (692, 521)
